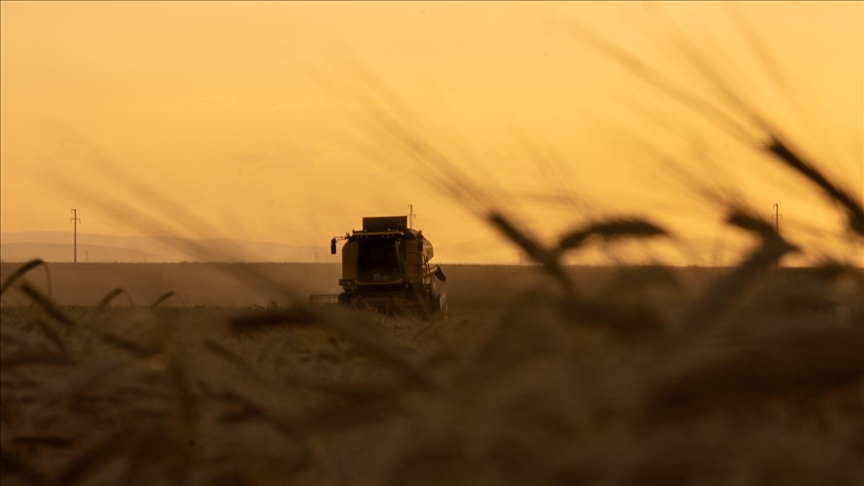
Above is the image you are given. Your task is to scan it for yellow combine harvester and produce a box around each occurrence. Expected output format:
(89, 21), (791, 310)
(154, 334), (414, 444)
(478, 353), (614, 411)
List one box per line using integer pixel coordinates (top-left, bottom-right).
(310, 216), (447, 317)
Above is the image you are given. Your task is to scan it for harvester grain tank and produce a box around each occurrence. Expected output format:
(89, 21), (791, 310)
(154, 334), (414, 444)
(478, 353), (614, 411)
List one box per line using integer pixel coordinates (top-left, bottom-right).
(310, 216), (447, 316)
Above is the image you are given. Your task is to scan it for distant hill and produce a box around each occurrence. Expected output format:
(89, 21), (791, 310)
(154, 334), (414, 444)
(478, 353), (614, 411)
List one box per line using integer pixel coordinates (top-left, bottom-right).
(0, 232), (338, 263)
(0, 243), (175, 263)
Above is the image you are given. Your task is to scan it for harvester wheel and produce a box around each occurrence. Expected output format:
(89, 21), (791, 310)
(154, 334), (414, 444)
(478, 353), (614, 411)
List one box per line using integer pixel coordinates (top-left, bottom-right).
(435, 292), (448, 317)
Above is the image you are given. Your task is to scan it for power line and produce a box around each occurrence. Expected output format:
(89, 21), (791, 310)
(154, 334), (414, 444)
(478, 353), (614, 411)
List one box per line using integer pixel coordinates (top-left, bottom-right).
(70, 209), (81, 263)
(772, 203), (783, 234)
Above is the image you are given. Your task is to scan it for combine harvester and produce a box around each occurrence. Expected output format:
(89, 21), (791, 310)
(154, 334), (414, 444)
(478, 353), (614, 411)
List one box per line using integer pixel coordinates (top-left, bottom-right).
(310, 216), (447, 317)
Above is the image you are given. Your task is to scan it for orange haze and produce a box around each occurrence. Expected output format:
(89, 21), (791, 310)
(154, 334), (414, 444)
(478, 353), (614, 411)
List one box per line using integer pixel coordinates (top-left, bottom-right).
(1, 2), (861, 264)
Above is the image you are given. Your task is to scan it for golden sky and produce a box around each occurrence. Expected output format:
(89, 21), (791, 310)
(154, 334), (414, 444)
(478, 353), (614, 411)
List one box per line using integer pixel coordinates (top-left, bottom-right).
(1, 2), (861, 264)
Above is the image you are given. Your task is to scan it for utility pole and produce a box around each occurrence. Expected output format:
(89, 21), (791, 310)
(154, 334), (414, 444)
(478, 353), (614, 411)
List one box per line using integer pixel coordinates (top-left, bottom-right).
(408, 204), (414, 229)
(70, 209), (81, 263)
(772, 203), (782, 234)
(85, 250), (89, 263)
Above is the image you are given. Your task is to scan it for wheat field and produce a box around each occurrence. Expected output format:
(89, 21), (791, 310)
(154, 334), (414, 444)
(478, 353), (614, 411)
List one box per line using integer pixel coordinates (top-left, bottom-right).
(1, 260), (861, 485)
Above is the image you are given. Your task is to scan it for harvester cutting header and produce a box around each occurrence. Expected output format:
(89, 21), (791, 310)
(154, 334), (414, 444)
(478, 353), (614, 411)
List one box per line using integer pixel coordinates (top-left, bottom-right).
(310, 216), (447, 317)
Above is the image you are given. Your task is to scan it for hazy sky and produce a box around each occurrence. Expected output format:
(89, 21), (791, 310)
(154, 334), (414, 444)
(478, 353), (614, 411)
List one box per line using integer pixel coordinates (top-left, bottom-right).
(1, 2), (861, 264)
